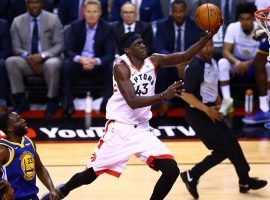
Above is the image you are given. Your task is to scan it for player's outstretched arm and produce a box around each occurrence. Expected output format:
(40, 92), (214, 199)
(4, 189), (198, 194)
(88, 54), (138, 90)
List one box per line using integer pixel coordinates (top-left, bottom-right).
(114, 61), (183, 109)
(34, 144), (59, 200)
(151, 22), (222, 69)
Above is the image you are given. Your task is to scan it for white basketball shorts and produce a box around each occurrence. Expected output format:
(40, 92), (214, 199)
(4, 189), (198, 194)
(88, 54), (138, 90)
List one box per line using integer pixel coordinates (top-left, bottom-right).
(86, 120), (174, 177)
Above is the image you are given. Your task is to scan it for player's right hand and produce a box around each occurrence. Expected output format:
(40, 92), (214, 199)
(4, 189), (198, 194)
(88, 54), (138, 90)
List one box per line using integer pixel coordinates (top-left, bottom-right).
(163, 80), (184, 100)
(205, 106), (223, 123)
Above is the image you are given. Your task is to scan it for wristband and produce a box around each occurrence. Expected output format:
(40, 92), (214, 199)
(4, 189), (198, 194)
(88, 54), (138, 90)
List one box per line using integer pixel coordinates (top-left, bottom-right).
(160, 92), (166, 100)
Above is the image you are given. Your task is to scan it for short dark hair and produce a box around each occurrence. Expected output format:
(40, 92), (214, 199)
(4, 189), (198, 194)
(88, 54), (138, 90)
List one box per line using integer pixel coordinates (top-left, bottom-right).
(0, 179), (9, 198)
(119, 32), (141, 49)
(236, 2), (257, 17)
(171, 0), (187, 8)
(0, 112), (10, 135)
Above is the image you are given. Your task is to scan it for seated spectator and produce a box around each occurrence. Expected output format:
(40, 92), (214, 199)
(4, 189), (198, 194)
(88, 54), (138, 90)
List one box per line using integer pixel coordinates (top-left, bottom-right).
(5, 0), (64, 116)
(154, 0), (202, 116)
(218, 2), (259, 115)
(0, 19), (11, 108)
(206, 0), (247, 50)
(9, 0), (54, 22)
(160, 0), (200, 19)
(112, 2), (153, 55)
(63, 0), (115, 117)
(58, 0), (109, 26)
(110, 0), (163, 23)
(0, 179), (14, 200)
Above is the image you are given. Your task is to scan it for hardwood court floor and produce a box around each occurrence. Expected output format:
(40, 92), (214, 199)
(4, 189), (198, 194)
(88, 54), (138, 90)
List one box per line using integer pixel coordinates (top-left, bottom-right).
(36, 141), (270, 200)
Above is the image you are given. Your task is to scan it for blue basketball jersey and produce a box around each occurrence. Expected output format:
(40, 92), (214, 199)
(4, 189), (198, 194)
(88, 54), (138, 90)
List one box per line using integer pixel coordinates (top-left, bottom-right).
(0, 136), (39, 199)
(257, 38), (269, 55)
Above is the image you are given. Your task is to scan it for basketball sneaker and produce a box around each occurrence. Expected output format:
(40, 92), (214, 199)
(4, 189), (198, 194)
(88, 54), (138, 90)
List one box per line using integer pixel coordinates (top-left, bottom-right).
(180, 170), (199, 199)
(41, 184), (66, 200)
(219, 98), (234, 116)
(264, 121), (270, 129)
(239, 177), (267, 193)
(242, 109), (270, 124)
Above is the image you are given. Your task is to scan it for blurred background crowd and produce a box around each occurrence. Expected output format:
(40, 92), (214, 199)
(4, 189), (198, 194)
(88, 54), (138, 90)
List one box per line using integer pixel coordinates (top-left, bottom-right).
(0, 0), (269, 118)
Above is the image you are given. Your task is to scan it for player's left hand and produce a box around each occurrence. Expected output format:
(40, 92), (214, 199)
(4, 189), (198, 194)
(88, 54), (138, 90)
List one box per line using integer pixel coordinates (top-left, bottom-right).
(208, 17), (223, 37)
(49, 190), (60, 200)
(163, 80), (184, 100)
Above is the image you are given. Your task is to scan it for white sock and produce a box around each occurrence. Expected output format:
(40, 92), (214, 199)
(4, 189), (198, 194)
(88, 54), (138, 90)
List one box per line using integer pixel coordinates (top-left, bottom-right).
(221, 85), (231, 99)
(259, 96), (269, 112)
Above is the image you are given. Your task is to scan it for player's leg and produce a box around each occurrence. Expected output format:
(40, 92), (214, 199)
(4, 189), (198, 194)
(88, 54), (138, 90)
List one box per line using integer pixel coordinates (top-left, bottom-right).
(58, 167), (98, 197)
(255, 52), (269, 111)
(218, 58), (234, 115)
(243, 40), (270, 124)
(150, 159), (180, 200)
(42, 120), (133, 199)
(135, 127), (179, 200)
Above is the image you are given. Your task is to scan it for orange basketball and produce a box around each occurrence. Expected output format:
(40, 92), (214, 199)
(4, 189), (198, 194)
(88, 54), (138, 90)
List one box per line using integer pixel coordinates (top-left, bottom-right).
(195, 3), (222, 31)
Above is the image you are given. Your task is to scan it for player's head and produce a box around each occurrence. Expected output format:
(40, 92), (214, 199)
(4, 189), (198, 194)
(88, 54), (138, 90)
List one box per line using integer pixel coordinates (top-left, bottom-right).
(26, 0), (43, 17)
(236, 2), (257, 34)
(0, 179), (14, 200)
(120, 32), (147, 59)
(171, 0), (187, 26)
(0, 112), (28, 137)
(120, 2), (137, 25)
(196, 32), (214, 61)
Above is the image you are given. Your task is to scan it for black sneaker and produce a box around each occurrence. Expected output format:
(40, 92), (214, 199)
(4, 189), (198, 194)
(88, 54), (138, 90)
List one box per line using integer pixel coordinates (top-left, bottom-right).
(180, 170), (199, 199)
(239, 177), (268, 193)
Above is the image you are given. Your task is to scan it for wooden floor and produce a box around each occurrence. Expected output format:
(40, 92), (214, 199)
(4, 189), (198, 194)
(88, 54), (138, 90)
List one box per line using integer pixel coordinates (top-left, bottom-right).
(36, 140), (270, 200)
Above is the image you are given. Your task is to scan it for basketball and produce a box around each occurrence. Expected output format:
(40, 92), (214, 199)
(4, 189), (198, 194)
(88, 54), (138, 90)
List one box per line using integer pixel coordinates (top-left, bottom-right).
(195, 3), (222, 31)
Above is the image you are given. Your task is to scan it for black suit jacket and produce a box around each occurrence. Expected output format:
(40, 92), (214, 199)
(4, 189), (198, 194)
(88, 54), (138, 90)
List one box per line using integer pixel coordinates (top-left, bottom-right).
(0, 19), (11, 59)
(66, 19), (115, 67)
(112, 21), (154, 55)
(154, 16), (203, 54)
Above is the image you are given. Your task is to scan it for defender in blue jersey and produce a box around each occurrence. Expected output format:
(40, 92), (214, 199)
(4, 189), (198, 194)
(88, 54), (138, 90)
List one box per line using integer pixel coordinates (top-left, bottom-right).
(242, 38), (270, 124)
(0, 112), (59, 200)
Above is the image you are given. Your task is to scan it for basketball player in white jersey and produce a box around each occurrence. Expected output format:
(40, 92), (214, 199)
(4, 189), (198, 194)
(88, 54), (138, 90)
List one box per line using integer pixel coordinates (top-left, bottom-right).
(41, 26), (221, 200)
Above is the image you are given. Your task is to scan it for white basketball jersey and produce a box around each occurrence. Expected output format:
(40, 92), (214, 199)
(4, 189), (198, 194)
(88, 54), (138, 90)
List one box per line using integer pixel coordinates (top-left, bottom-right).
(106, 54), (156, 124)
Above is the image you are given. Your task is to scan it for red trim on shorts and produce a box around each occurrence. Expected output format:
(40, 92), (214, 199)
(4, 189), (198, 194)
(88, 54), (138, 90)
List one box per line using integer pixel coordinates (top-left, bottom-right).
(95, 169), (121, 178)
(97, 120), (114, 149)
(146, 154), (175, 171)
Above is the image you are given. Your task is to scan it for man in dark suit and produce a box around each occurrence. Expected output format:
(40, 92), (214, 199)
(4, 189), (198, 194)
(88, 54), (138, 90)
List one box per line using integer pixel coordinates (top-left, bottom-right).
(154, 0), (203, 115)
(63, 0), (115, 117)
(0, 19), (11, 107)
(58, 0), (108, 26)
(112, 2), (153, 55)
(110, 0), (163, 22)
